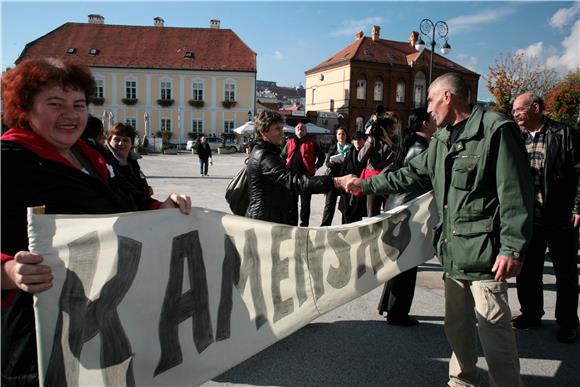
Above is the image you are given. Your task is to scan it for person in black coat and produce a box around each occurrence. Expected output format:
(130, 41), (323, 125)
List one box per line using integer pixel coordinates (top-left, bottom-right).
(245, 110), (335, 225)
(320, 127), (352, 226)
(338, 131), (367, 224)
(196, 135), (213, 176)
(105, 122), (155, 210)
(378, 107), (436, 326)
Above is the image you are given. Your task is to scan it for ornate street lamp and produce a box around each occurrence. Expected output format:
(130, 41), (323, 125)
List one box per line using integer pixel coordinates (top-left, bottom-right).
(248, 110), (253, 122)
(414, 18), (452, 84)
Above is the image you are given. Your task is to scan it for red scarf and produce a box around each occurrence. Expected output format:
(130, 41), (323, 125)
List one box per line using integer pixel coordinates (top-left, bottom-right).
(2, 128), (109, 184)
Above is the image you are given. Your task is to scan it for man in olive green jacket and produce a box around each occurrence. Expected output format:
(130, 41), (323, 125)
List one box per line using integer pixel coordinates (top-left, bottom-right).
(336, 73), (533, 387)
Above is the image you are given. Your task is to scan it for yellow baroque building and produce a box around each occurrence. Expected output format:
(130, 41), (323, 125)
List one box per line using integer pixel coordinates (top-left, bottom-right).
(16, 15), (257, 143)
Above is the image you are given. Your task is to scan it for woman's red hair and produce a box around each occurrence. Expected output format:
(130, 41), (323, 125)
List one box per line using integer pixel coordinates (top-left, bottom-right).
(1, 58), (95, 130)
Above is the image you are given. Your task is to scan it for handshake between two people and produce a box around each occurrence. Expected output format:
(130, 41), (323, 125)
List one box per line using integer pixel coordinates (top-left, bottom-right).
(332, 175), (363, 193)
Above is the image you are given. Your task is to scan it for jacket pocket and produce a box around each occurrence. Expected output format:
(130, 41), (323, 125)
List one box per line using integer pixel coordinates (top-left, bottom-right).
(451, 158), (478, 190)
(448, 216), (496, 274)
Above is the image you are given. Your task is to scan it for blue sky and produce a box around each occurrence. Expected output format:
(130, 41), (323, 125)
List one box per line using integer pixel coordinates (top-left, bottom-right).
(2, 1), (579, 100)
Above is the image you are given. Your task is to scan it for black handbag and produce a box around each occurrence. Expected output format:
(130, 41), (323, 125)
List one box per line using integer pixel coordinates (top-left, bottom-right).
(225, 160), (249, 216)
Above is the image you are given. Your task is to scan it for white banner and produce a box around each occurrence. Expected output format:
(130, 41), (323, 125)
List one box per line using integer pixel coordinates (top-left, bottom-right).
(29, 192), (437, 386)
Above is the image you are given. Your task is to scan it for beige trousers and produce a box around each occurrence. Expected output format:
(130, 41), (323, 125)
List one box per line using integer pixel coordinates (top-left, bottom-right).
(445, 276), (523, 387)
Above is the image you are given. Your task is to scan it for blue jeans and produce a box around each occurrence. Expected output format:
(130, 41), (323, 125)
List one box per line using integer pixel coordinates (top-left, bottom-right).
(199, 158), (209, 175)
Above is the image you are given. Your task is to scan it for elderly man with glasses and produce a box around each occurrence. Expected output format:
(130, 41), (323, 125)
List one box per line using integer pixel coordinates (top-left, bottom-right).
(511, 91), (580, 344)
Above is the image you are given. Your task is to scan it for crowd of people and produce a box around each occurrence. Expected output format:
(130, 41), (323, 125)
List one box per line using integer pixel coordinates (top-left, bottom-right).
(1, 57), (578, 387)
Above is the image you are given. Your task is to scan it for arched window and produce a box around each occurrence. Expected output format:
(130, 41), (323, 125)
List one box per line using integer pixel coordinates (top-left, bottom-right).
(413, 72), (427, 107)
(356, 79), (366, 100)
(356, 116), (364, 131)
(396, 80), (406, 103)
(373, 80), (383, 101)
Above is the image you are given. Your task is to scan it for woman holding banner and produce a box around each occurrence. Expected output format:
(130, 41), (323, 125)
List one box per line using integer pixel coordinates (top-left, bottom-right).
(0, 58), (191, 386)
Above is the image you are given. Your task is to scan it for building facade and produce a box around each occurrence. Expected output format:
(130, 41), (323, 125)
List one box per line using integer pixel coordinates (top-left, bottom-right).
(17, 15), (257, 143)
(305, 26), (479, 133)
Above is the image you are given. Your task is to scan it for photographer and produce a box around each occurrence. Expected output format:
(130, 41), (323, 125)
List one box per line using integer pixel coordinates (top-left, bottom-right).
(358, 116), (398, 216)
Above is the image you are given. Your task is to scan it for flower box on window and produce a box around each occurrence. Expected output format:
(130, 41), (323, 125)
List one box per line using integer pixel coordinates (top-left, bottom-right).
(90, 97), (105, 105)
(157, 99), (174, 107)
(122, 98), (138, 106)
(188, 99), (204, 108)
(222, 100), (237, 109)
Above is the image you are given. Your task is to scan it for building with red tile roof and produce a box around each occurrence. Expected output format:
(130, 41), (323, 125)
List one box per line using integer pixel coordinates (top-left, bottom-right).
(17, 15), (257, 143)
(305, 26), (479, 133)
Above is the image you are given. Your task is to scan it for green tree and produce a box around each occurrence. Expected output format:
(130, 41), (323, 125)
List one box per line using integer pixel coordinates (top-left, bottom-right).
(486, 52), (559, 115)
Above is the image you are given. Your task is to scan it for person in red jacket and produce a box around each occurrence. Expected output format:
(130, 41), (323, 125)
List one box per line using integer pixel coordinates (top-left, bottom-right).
(281, 122), (326, 226)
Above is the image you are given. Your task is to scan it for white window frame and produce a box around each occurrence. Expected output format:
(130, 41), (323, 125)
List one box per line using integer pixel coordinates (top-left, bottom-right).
(125, 77), (137, 99)
(160, 78), (172, 100)
(224, 79), (236, 102)
(192, 78), (204, 101)
(396, 80), (406, 103)
(95, 77), (105, 98)
(356, 79), (366, 100)
(160, 118), (172, 132)
(373, 80), (383, 102)
(223, 119), (235, 134)
(191, 118), (204, 133)
(125, 117), (137, 130)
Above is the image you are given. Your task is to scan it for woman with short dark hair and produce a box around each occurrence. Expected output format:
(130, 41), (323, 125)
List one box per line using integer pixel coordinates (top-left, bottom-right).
(105, 122), (154, 206)
(245, 110), (336, 225)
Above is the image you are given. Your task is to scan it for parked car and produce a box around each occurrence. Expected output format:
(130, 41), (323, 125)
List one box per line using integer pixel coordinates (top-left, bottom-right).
(186, 137), (240, 152)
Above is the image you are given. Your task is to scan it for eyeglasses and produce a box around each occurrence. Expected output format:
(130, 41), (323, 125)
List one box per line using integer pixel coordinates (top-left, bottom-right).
(512, 102), (536, 116)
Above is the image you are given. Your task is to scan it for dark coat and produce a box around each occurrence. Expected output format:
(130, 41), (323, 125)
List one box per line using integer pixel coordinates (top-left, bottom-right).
(1, 133), (135, 387)
(104, 144), (154, 210)
(196, 141), (212, 160)
(338, 146), (367, 222)
(385, 134), (430, 209)
(245, 139), (332, 225)
(536, 116), (580, 226)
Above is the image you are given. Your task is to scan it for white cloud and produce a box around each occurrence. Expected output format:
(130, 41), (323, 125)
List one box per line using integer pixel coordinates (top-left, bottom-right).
(545, 19), (580, 72)
(515, 20), (580, 75)
(330, 17), (384, 37)
(456, 53), (479, 72)
(274, 50), (286, 61)
(447, 7), (516, 33)
(516, 42), (545, 60)
(549, 3), (580, 29)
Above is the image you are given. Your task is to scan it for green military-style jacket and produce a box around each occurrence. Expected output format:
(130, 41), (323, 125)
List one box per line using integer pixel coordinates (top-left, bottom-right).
(362, 105), (533, 280)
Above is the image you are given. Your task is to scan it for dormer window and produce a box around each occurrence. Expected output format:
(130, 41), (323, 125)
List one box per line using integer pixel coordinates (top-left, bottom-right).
(88, 48), (99, 56)
(66, 48), (77, 54)
(184, 51), (194, 59)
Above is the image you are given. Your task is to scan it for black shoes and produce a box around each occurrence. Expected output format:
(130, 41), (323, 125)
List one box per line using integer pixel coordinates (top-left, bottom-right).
(511, 314), (542, 330)
(387, 315), (419, 327)
(556, 327), (579, 344)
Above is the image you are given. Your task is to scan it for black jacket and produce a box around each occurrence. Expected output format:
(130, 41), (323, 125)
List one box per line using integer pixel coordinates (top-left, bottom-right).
(1, 139), (135, 387)
(196, 142), (212, 160)
(324, 143), (351, 177)
(245, 139), (332, 225)
(537, 116), (580, 226)
(104, 144), (154, 210)
(385, 134), (430, 209)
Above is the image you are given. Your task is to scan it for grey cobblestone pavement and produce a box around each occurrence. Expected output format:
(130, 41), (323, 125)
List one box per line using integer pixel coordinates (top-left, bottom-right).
(140, 151), (579, 387)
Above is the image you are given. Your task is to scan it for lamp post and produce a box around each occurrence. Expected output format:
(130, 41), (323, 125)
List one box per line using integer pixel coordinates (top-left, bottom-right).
(248, 110), (252, 122)
(414, 19), (452, 84)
